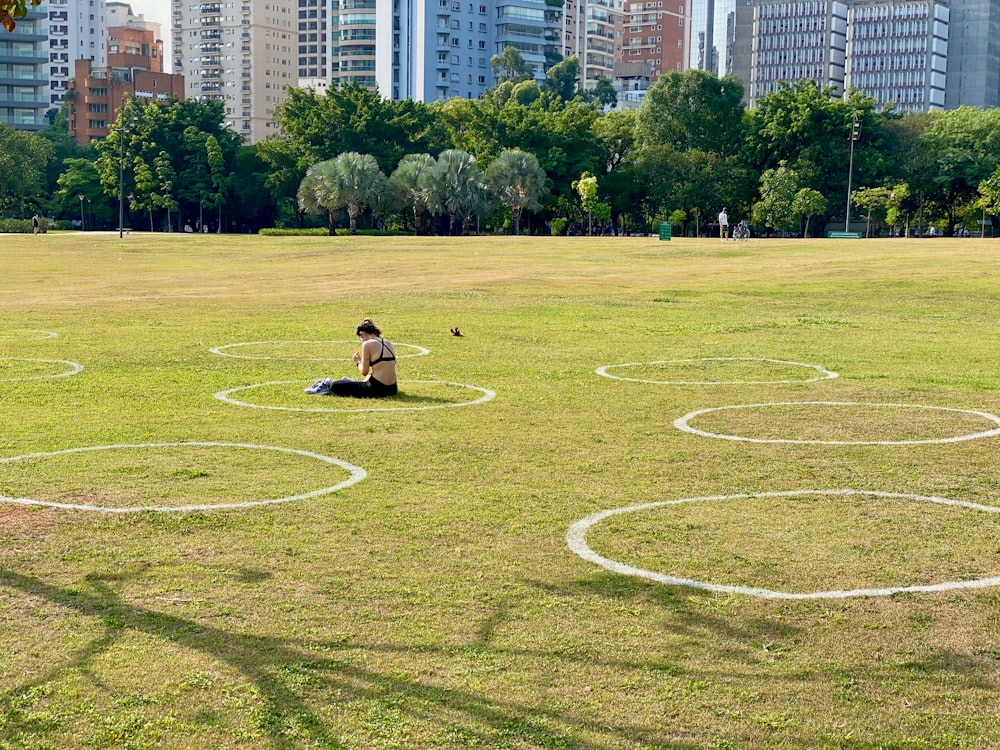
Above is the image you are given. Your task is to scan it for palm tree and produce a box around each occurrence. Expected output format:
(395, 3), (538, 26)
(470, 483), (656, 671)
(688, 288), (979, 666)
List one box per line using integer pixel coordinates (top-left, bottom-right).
(297, 158), (340, 235)
(485, 149), (548, 235)
(425, 149), (490, 235)
(389, 153), (435, 234)
(297, 152), (388, 235)
(333, 151), (388, 234)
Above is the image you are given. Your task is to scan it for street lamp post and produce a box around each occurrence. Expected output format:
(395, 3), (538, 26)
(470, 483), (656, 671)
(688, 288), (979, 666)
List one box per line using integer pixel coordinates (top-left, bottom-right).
(118, 113), (137, 239)
(118, 125), (127, 238)
(78, 194), (85, 231)
(845, 113), (860, 233)
(844, 112), (861, 232)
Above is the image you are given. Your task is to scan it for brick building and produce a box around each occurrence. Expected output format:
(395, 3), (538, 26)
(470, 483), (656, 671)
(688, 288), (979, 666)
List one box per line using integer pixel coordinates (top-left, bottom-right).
(66, 59), (184, 144)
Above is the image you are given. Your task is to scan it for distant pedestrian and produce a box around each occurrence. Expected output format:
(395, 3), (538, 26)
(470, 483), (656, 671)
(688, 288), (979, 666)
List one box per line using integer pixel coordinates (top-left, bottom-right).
(718, 208), (729, 240)
(32, 214), (39, 235)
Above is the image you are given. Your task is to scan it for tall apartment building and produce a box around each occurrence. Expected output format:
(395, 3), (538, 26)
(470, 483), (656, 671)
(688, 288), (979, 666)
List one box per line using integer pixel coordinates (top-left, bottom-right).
(620, 0), (686, 80)
(945, 0), (1000, 108)
(495, 0), (564, 83)
(376, 0), (495, 101)
(172, 0), (297, 142)
(1, 2), (49, 130)
(295, 0), (562, 103)
(563, 0), (624, 89)
(845, 0), (947, 112)
(688, 0), (736, 74)
(731, 0), (848, 106)
(46, 0), (109, 108)
(296, 0), (330, 91)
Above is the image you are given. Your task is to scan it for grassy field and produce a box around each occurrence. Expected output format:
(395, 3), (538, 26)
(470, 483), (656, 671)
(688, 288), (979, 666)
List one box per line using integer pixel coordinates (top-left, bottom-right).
(2, 232), (1000, 749)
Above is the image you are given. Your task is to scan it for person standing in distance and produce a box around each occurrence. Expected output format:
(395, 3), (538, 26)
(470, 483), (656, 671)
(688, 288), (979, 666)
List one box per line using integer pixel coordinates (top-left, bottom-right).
(718, 207), (729, 241)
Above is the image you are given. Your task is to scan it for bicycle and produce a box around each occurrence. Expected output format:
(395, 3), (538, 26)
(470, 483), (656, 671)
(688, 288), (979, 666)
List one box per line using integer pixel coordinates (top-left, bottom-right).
(732, 220), (750, 241)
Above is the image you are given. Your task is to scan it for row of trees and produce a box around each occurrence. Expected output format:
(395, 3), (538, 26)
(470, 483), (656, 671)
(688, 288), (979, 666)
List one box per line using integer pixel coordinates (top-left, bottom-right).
(7, 57), (1000, 236)
(298, 148), (548, 236)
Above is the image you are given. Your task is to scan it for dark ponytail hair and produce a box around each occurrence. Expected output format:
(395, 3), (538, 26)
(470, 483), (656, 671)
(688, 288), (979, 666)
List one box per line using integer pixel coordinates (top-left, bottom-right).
(356, 318), (381, 336)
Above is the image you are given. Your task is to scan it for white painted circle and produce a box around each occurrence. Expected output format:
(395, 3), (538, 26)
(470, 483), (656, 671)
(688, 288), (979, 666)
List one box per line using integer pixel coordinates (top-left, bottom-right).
(673, 401), (1000, 445)
(595, 357), (838, 385)
(0, 330), (58, 342)
(214, 380), (496, 412)
(0, 358), (83, 381)
(209, 340), (430, 360)
(567, 489), (1000, 599)
(0, 442), (366, 513)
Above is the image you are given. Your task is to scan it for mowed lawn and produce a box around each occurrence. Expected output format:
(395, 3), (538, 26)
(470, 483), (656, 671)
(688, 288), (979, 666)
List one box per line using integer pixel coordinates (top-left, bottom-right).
(2, 232), (1000, 749)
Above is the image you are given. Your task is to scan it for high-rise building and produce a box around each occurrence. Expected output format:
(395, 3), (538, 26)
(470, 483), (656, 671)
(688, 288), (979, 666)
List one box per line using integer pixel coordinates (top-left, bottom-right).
(495, 0), (564, 81)
(295, 0), (562, 103)
(296, 0), (331, 91)
(845, 0), (947, 112)
(563, 0), (624, 89)
(688, 0), (737, 74)
(945, 0), (1000, 108)
(730, 0), (848, 106)
(172, 0), (297, 142)
(377, 0), (494, 101)
(1, 2), (49, 130)
(46, 0), (109, 109)
(619, 0), (686, 81)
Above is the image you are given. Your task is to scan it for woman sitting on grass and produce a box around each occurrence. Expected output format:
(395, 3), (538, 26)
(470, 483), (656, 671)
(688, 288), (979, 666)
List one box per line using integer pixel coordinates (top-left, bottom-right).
(306, 318), (398, 398)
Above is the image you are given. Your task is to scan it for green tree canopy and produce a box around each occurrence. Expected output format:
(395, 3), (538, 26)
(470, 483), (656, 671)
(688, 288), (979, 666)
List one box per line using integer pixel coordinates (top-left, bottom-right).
(752, 163), (800, 233)
(0, 123), (53, 215)
(389, 153), (436, 234)
(298, 152), (387, 235)
(920, 106), (1000, 234)
(262, 83), (445, 211)
(485, 149), (548, 234)
(490, 46), (534, 83)
(95, 97), (239, 231)
(544, 56), (580, 101)
(573, 171), (598, 235)
(592, 78), (617, 109)
(746, 82), (883, 230)
(851, 186), (891, 236)
(636, 69), (745, 154)
(792, 187), (827, 237)
(54, 158), (109, 225)
(425, 149), (491, 235)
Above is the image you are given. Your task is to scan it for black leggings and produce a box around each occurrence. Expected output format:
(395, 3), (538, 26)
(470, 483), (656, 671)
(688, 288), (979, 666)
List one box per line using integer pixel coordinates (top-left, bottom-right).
(329, 375), (398, 399)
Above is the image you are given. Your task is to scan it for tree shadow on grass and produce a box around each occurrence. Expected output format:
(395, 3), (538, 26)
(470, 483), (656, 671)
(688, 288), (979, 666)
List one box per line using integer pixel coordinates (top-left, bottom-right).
(0, 566), (704, 749)
(529, 572), (805, 647)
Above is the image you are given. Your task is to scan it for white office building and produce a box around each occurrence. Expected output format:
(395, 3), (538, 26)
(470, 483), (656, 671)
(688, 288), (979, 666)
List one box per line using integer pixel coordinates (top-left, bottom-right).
(172, 0), (297, 142)
(846, 0), (948, 112)
(46, 0), (109, 108)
